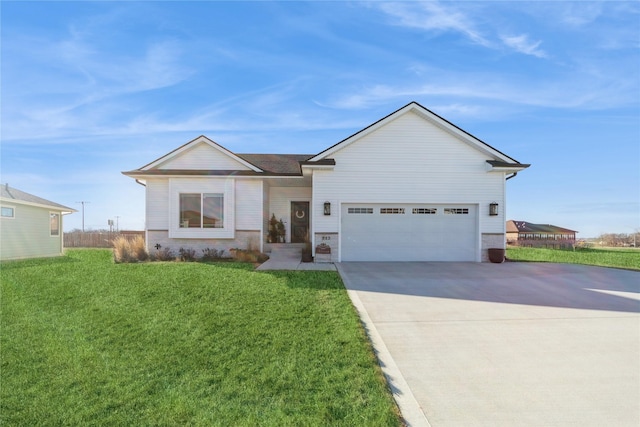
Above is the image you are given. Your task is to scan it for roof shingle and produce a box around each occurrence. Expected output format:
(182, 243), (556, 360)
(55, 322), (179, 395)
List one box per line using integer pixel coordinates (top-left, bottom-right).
(1, 185), (76, 212)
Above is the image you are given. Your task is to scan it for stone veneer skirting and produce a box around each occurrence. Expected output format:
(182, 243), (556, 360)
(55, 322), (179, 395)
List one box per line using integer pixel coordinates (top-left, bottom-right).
(147, 230), (505, 262)
(314, 232), (339, 262)
(147, 230), (262, 258)
(481, 233), (505, 262)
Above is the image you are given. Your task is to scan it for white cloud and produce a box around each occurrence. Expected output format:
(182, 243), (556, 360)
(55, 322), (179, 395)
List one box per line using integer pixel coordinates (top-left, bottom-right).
(376, 1), (492, 47)
(557, 2), (604, 27)
(321, 66), (638, 113)
(500, 34), (547, 58)
(374, 1), (554, 58)
(2, 33), (194, 142)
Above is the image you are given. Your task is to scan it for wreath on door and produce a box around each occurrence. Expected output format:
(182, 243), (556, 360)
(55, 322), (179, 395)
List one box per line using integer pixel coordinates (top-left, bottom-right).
(295, 210), (306, 219)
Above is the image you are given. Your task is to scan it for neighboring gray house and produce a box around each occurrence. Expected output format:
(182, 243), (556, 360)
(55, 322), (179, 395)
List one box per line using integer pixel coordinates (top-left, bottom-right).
(0, 185), (76, 260)
(123, 102), (530, 262)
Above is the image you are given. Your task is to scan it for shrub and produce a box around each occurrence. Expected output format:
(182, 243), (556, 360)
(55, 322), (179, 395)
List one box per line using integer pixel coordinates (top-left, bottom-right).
(575, 240), (593, 250)
(178, 247), (197, 262)
(152, 247), (175, 261)
(113, 236), (130, 263)
(113, 236), (148, 263)
(232, 249), (269, 263)
(201, 248), (226, 261)
(130, 236), (149, 261)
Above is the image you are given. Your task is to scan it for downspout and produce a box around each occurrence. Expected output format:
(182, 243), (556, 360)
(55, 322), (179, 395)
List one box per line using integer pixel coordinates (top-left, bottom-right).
(134, 179), (147, 245)
(502, 172), (518, 255)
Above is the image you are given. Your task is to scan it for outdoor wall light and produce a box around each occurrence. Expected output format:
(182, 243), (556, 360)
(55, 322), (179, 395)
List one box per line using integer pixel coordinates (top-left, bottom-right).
(489, 202), (499, 216)
(324, 202), (331, 216)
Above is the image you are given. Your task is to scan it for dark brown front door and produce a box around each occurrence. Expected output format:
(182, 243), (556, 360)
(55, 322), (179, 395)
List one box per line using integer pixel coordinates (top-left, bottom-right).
(291, 201), (309, 243)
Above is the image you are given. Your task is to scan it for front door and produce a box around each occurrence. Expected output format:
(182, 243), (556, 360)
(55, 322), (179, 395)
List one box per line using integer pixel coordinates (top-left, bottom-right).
(291, 201), (309, 243)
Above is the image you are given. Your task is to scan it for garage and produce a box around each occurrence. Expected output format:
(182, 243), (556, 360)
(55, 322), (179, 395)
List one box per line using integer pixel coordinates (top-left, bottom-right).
(341, 203), (478, 261)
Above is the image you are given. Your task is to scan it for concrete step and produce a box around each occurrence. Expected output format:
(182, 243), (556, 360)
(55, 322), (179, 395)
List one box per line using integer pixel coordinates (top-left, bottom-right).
(269, 248), (302, 261)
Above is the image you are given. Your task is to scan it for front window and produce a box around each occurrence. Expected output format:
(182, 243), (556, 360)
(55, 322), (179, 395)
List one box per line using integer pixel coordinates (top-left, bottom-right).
(50, 213), (60, 236)
(180, 193), (223, 228)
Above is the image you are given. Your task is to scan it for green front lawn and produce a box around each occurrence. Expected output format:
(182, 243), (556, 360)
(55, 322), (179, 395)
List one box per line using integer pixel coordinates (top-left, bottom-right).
(507, 246), (640, 271)
(1, 250), (401, 426)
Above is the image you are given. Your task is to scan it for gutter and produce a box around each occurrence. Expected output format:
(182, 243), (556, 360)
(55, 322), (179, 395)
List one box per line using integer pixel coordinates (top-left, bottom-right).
(506, 172), (518, 180)
(135, 179), (146, 187)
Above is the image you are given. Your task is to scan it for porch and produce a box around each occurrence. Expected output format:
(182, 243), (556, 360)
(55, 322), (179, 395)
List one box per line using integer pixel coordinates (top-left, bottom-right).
(258, 244), (336, 271)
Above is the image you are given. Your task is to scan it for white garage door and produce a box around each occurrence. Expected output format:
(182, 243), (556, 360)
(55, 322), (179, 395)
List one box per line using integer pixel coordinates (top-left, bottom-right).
(341, 204), (478, 261)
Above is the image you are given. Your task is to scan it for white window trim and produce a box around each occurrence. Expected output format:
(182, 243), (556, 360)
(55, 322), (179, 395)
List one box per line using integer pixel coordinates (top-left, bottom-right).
(1, 205), (15, 219)
(179, 193), (225, 229)
(50, 212), (60, 237)
(168, 178), (235, 239)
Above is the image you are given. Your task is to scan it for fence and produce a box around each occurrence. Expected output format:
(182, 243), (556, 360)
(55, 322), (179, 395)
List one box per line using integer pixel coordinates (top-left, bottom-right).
(64, 231), (145, 248)
(507, 239), (575, 250)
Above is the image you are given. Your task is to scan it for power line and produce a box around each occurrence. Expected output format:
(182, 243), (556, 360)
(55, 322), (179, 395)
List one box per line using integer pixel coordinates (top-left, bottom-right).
(75, 201), (90, 232)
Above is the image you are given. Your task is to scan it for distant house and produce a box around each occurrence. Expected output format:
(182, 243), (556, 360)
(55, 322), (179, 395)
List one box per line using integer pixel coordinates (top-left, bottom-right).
(0, 185), (76, 260)
(507, 220), (577, 248)
(123, 102), (530, 262)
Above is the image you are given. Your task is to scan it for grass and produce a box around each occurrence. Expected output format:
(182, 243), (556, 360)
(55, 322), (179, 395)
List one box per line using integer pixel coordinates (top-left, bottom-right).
(507, 246), (640, 271)
(1, 249), (401, 426)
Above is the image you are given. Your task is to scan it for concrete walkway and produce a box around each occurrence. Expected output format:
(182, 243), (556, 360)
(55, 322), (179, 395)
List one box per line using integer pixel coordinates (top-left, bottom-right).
(256, 245), (336, 271)
(338, 262), (640, 427)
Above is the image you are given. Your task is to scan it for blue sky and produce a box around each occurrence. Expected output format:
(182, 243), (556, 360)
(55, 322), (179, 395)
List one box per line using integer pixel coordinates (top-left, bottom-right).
(1, 1), (638, 237)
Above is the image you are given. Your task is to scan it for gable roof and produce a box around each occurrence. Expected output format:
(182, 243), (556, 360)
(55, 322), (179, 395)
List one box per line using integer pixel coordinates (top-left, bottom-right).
(123, 102), (529, 179)
(507, 220), (578, 234)
(123, 153), (314, 177)
(307, 101), (527, 167)
(1, 185), (76, 213)
(140, 135), (264, 172)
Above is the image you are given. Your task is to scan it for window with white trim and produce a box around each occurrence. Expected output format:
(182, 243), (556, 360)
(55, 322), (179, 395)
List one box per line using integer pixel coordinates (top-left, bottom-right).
(180, 193), (224, 228)
(1, 206), (14, 218)
(50, 213), (60, 236)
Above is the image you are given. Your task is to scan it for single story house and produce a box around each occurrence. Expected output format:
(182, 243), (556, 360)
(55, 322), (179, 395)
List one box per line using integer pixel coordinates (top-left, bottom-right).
(507, 220), (577, 248)
(123, 102), (530, 262)
(0, 184), (76, 260)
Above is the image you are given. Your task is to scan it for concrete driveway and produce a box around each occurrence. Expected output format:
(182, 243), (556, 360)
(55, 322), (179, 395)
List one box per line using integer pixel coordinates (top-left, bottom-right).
(337, 262), (640, 427)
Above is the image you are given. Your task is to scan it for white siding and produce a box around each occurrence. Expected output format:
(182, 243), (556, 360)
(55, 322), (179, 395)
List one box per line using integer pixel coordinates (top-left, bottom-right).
(313, 111), (506, 236)
(146, 179), (169, 229)
(157, 142), (252, 170)
(145, 177), (264, 239)
(235, 180), (263, 230)
(269, 187), (312, 242)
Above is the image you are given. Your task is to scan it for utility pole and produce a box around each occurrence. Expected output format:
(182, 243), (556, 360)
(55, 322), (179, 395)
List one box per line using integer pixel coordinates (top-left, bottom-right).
(76, 201), (90, 232)
(115, 216), (120, 232)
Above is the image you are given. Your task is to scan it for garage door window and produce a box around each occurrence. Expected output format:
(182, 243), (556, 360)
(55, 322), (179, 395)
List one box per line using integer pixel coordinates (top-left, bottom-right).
(348, 207), (373, 214)
(444, 208), (469, 215)
(380, 208), (405, 214)
(413, 208), (437, 214)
